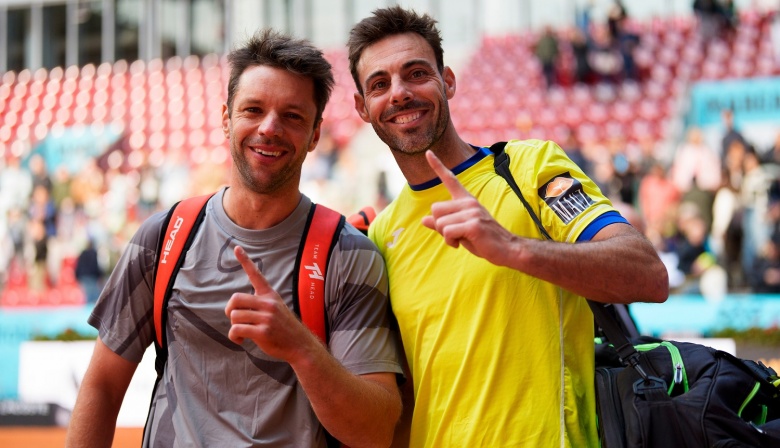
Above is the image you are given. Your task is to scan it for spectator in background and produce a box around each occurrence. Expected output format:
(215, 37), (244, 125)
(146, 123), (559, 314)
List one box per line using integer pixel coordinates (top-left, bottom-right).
(587, 24), (624, 84)
(750, 193), (780, 293)
(560, 127), (592, 176)
(608, 1), (641, 82)
(569, 28), (594, 84)
(28, 154), (52, 195)
(0, 154), (33, 221)
(671, 203), (725, 298)
(638, 161), (680, 244)
(157, 146), (191, 209)
(607, 1), (628, 41)
(75, 239), (103, 304)
(136, 156), (160, 220)
(711, 166), (744, 289)
(69, 158), (104, 218)
(761, 130), (780, 165)
(720, 0), (739, 40)
(28, 185), (58, 284)
(5, 207), (26, 270)
(721, 108), (747, 161)
(51, 165), (72, 209)
(671, 127), (722, 226)
(534, 26), (559, 89)
(740, 146), (772, 274)
(748, 239), (780, 293)
(28, 219), (48, 293)
(693, 0), (727, 41)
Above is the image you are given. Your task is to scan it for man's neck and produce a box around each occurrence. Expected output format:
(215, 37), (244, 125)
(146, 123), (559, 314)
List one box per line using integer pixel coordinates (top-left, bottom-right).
(394, 133), (475, 185)
(222, 186), (302, 230)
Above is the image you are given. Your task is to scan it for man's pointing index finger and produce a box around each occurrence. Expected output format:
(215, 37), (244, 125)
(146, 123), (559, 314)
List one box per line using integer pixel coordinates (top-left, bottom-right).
(425, 150), (469, 199)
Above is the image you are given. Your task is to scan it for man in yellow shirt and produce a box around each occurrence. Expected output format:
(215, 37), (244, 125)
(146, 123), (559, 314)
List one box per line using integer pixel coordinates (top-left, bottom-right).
(347, 6), (669, 447)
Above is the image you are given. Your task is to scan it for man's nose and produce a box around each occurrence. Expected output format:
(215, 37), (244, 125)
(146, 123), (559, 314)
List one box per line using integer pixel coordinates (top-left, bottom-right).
(257, 113), (282, 137)
(389, 79), (413, 105)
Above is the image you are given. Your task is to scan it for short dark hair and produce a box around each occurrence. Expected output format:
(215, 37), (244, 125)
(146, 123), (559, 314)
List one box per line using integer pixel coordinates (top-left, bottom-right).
(347, 6), (444, 94)
(226, 29), (334, 123)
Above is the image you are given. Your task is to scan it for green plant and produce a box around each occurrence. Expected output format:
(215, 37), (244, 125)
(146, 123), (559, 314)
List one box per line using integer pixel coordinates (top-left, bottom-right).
(31, 328), (97, 342)
(710, 326), (780, 347)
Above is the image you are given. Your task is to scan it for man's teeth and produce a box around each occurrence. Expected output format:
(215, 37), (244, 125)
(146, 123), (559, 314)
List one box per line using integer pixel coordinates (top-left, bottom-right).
(253, 148), (281, 156)
(394, 111), (421, 124)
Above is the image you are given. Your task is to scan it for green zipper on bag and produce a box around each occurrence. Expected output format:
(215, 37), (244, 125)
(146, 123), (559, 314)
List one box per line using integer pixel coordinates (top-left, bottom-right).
(634, 341), (689, 395)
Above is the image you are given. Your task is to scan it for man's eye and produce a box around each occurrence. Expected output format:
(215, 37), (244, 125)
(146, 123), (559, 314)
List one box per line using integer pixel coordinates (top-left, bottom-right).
(372, 81), (387, 90)
(411, 70), (425, 78)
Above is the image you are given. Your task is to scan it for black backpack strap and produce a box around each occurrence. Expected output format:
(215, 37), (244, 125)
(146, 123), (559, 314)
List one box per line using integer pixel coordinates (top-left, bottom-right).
(489, 141), (659, 384)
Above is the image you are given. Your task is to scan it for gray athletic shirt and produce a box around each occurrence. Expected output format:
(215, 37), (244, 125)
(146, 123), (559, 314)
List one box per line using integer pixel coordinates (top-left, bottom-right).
(89, 188), (403, 447)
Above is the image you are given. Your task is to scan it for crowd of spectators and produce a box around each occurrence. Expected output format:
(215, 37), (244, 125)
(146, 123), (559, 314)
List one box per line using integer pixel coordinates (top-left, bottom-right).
(3, 107), (780, 306)
(533, 0), (641, 88)
(566, 108), (780, 299)
(533, 0), (743, 89)
(0, 144), (230, 305)
(2, 1), (780, 306)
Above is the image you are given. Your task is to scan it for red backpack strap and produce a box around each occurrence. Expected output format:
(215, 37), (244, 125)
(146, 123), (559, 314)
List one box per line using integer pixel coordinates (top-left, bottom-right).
(153, 194), (213, 350)
(293, 204), (345, 345)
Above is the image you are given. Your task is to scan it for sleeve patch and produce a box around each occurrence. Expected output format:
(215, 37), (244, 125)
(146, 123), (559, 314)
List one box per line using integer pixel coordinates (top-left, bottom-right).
(538, 172), (595, 224)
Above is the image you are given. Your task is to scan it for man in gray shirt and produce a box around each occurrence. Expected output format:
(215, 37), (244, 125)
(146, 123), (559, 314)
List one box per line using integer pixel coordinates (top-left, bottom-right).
(66, 29), (403, 448)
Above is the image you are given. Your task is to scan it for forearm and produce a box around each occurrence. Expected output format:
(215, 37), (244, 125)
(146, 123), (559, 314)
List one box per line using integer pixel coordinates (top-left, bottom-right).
(65, 338), (136, 448)
(290, 337), (402, 448)
(65, 386), (122, 448)
(502, 226), (669, 304)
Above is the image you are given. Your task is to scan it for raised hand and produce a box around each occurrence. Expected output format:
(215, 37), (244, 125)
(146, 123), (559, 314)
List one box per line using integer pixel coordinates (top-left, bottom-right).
(421, 150), (517, 265)
(225, 245), (313, 361)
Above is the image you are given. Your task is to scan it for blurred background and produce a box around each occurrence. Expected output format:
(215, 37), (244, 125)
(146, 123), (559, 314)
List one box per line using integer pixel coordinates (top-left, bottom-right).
(2, 0), (780, 445)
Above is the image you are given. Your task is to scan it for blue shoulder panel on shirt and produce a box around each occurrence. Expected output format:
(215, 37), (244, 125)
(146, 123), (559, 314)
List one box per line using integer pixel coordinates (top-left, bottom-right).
(576, 211), (629, 242)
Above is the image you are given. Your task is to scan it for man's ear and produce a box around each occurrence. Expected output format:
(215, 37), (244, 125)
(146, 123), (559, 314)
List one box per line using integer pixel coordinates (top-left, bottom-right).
(308, 119), (322, 153)
(354, 92), (370, 123)
(222, 103), (230, 139)
(443, 66), (456, 100)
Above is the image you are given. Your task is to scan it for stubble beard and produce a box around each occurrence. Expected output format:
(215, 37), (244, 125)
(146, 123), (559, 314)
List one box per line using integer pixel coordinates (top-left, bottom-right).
(231, 135), (308, 195)
(373, 97), (451, 156)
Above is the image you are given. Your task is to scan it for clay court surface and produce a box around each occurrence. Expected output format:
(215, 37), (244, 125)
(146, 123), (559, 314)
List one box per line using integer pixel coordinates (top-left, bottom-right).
(0, 426), (142, 447)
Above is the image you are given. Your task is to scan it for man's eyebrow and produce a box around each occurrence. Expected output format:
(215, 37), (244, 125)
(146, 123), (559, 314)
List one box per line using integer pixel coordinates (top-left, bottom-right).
(364, 58), (436, 88)
(236, 97), (311, 114)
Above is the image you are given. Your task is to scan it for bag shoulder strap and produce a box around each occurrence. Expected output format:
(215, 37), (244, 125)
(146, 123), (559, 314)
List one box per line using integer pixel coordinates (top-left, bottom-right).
(489, 142), (552, 240)
(292, 203), (345, 345)
(489, 141), (657, 383)
(153, 193), (213, 374)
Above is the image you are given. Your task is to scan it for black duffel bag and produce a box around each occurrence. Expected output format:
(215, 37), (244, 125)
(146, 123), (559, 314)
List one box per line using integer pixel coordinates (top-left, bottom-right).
(594, 312), (780, 448)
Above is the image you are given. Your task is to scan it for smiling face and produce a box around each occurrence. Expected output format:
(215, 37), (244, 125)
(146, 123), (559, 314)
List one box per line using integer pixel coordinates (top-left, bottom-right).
(354, 33), (455, 156)
(223, 65), (321, 196)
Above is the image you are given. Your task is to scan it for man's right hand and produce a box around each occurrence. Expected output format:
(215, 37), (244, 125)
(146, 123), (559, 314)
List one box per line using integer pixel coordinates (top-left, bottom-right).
(225, 245), (319, 361)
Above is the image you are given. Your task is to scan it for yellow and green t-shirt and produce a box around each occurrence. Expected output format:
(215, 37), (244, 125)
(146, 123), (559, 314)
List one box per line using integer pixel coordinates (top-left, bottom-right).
(369, 139), (626, 447)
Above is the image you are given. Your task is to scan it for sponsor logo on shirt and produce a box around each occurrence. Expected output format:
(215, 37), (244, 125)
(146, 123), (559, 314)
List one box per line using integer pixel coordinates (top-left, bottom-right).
(538, 172), (594, 224)
(387, 228), (404, 248)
